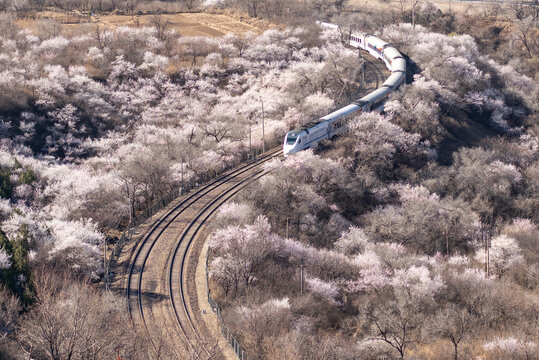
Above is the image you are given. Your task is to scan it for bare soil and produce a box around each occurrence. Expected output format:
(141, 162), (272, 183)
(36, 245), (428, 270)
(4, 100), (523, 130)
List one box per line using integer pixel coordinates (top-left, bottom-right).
(96, 11), (269, 36)
(17, 9), (272, 37)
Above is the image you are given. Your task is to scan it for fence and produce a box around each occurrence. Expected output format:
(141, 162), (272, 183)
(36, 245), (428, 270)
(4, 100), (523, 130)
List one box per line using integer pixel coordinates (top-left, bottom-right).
(206, 251), (251, 360)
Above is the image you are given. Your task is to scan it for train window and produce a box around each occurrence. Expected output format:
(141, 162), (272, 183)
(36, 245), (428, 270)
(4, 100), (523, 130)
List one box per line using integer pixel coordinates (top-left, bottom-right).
(286, 136), (297, 145)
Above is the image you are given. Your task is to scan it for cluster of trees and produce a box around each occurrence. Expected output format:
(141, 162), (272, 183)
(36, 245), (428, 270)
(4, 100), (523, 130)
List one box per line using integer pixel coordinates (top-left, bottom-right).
(0, 13), (368, 357)
(0, 0), (536, 358)
(209, 157), (538, 359)
(0, 0), (350, 19)
(0, 16), (363, 277)
(0, 0), (203, 13)
(209, 198), (537, 359)
(207, 13), (538, 360)
(0, 270), (154, 359)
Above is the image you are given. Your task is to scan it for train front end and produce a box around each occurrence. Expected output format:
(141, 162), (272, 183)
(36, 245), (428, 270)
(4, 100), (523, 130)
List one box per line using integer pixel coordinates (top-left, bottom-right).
(283, 131), (301, 156)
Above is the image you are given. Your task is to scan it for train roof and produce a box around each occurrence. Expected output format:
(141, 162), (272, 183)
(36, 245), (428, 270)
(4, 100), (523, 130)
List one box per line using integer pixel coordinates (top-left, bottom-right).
(382, 72), (405, 88)
(365, 35), (388, 47)
(297, 119), (326, 131)
(391, 57), (406, 72)
(359, 87), (391, 103)
(384, 47), (402, 60)
(320, 103), (362, 121)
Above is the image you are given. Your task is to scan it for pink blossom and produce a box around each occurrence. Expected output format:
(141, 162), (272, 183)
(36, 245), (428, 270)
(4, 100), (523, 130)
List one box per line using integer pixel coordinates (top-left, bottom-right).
(391, 265), (445, 300)
(0, 249), (10, 270)
(475, 235), (524, 274)
(305, 276), (341, 305)
(483, 337), (537, 358)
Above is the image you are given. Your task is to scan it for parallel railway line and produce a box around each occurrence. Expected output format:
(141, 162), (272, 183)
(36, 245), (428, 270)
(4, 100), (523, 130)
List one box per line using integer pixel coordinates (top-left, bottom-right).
(126, 147), (282, 359)
(123, 30), (391, 359)
(362, 53), (387, 89)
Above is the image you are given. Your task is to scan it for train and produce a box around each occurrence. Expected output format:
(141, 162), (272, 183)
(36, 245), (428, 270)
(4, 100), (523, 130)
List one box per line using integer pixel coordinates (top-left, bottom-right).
(283, 22), (406, 156)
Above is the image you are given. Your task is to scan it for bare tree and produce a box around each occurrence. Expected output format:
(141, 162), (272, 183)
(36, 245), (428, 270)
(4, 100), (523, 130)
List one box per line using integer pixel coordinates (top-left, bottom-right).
(0, 13), (18, 38)
(17, 271), (150, 360)
(398, 0), (421, 27)
(117, 170), (142, 224)
(178, 36), (215, 66)
(365, 299), (422, 359)
(181, 0), (200, 11)
(512, 16), (539, 58)
(10, 0), (28, 14)
(94, 23), (112, 49)
(429, 304), (477, 360)
(238, 0), (264, 18)
(150, 14), (170, 41)
(36, 19), (63, 40)
(117, 148), (173, 222)
(123, 0), (139, 19)
(0, 286), (19, 342)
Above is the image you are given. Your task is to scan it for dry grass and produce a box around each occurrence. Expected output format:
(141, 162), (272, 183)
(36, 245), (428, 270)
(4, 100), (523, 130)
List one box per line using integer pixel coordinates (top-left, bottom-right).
(96, 11), (268, 37)
(17, 9), (272, 37)
(347, 0), (514, 15)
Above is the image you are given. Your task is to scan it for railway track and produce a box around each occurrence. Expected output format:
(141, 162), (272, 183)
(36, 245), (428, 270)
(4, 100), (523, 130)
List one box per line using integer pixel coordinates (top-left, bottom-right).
(123, 48), (388, 359)
(126, 147), (282, 359)
(362, 52), (388, 89)
(348, 46), (390, 97)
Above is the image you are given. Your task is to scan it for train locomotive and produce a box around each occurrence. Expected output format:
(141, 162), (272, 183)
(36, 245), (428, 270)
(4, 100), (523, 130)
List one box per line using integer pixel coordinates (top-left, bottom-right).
(283, 23), (406, 156)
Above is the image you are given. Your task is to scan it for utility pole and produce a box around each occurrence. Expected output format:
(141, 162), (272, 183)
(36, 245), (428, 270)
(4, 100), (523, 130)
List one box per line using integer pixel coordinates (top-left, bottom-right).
(300, 262), (305, 295)
(486, 231), (490, 277)
(249, 127), (252, 155)
(445, 230), (449, 257)
(482, 225), (490, 277)
(411, 0), (417, 29)
(362, 59), (365, 85)
(286, 217), (289, 239)
(103, 238), (108, 291)
(261, 99), (265, 153)
(181, 158), (184, 192)
(358, 49), (365, 85)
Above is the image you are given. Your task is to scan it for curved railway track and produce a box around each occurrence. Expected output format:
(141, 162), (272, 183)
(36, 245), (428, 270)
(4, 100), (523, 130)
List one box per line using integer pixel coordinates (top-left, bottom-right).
(126, 148), (282, 359)
(349, 48), (389, 98)
(123, 45), (388, 359)
(362, 52), (388, 89)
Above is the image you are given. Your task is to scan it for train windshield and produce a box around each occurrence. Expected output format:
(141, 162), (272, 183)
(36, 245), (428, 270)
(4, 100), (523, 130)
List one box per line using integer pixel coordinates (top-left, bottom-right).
(286, 134), (297, 145)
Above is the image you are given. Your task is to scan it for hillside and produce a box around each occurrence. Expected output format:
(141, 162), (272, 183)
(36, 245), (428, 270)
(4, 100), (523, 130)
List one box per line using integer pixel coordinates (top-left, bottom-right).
(0, 0), (537, 359)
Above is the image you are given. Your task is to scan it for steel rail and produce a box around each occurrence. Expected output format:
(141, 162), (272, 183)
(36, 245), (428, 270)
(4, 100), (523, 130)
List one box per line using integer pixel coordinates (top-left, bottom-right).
(126, 147), (281, 356)
(362, 54), (386, 89)
(127, 147), (281, 318)
(168, 164), (277, 356)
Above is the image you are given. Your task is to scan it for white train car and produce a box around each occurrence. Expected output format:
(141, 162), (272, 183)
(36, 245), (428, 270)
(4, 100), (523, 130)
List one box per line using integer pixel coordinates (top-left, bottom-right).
(283, 22), (406, 156)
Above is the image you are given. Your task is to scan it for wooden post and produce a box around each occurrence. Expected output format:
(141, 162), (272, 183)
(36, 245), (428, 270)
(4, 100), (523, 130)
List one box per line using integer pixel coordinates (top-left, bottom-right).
(261, 100), (265, 153)
(103, 238), (108, 291)
(300, 263), (304, 295)
(486, 231), (490, 277)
